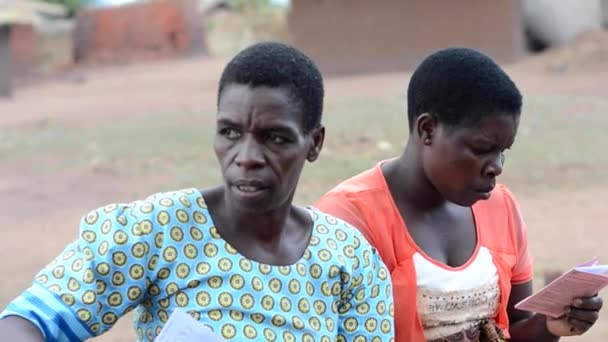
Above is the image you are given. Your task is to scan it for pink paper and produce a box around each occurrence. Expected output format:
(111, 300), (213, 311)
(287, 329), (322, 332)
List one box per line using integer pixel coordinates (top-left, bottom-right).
(515, 257), (608, 318)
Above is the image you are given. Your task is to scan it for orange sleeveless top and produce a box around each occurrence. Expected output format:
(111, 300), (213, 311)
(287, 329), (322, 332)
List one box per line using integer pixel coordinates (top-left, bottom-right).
(315, 162), (533, 341)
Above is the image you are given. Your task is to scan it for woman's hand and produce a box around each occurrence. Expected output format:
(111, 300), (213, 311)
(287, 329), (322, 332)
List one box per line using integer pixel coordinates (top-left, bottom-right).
(546, 295), (603, 336)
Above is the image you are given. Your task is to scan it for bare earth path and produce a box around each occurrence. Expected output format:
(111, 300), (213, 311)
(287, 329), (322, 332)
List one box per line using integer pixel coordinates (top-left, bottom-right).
(1, 45), (608, 341)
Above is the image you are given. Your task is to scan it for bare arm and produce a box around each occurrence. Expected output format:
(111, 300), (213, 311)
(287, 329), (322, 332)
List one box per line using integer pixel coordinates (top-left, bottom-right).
(508, 282), (560, 341)
(0, 316), (44, 342)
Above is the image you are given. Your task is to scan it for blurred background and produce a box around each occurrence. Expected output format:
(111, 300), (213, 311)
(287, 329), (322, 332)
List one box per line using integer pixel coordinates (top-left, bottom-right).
(1, 0), (608, 340)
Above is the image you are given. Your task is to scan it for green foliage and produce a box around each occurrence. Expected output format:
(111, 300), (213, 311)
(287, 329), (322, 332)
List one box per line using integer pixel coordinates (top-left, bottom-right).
(42, 0), (81, 17)
(230, 0), (272, 12)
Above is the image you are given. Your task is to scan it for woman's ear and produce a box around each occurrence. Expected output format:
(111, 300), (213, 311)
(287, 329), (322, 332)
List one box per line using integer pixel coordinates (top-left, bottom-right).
(416, 113), (438, 145)
(307, 125), (325, 162)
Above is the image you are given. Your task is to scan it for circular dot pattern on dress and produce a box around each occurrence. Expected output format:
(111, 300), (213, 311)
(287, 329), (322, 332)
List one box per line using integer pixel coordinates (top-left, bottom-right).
(31, 188), (394, 341)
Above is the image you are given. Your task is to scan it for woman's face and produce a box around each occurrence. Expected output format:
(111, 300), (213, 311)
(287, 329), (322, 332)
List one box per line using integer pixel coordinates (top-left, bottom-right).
(420, 112), (520, 206)
(214, 84), (324, 213)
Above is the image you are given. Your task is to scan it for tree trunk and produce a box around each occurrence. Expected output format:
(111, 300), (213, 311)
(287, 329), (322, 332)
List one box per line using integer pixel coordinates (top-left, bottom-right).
(0, 25), (12, 98)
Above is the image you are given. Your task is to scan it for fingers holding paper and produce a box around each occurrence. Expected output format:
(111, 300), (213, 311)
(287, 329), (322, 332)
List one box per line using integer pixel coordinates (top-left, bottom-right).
(546, 295), (603, 336)
(568, 295), (602, 324)
(572, 296), (603, 312)
(513, 257), (607, 337)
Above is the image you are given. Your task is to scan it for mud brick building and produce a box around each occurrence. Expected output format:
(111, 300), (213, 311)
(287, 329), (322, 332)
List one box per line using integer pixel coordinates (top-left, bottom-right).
(288, 0), (525, 75)
(73, 0), (207, 65)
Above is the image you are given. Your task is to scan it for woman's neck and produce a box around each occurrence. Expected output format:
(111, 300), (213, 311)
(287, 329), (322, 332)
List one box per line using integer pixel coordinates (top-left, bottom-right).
(204, 186), (301, 243)
(383, 141), (448, 212)
(201, 186), (312, 266)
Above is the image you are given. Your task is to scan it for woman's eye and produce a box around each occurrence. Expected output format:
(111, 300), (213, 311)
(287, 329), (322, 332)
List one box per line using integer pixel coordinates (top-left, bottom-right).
(220, 128), (241, 139)
(268, 134), (288, 144)
(471, 146), (493, 155)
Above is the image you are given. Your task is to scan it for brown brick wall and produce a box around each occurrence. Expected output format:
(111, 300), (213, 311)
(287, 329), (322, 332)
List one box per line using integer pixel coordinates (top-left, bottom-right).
(288, 0), (526, 75)
(9, 24), (36, 76)
(73, 0), (207, 65)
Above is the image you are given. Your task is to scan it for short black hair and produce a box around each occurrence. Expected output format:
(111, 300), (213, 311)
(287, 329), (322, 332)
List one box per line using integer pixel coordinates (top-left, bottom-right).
(407, 47), (522, 131)
(217, 41), (324, 133)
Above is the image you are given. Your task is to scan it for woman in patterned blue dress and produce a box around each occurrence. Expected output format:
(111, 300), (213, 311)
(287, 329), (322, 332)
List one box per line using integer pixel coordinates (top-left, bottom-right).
(0, 42), (394, 342)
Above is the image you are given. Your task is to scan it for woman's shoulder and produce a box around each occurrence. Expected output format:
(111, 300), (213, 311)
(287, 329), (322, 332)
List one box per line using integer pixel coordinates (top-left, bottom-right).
(494, 183), (518, 201)
(85, 188), (206, 216)
(478, 183), (521, 214)
(79, 188), (212, 243)
(138, 188), (208, 213)
(319, 163), (388, 201)
(476, 184), (528, 249)
(309, 208), (378, 255)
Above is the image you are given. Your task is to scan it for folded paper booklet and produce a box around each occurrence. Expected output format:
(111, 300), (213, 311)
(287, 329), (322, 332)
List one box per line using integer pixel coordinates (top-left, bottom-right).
(155, 309), (225, 342)
(515, 257), (608, 318)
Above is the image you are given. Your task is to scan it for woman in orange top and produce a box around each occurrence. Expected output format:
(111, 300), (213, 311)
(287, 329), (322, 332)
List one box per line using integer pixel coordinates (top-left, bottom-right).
(316, 47), (603, 342)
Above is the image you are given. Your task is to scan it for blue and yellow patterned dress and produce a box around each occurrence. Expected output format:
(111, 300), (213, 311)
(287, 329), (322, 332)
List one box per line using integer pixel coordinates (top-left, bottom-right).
(1, 188), (395, 341)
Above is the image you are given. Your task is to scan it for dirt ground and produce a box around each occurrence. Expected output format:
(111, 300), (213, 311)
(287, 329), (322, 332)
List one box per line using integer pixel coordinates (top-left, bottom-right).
(2, 32), (608, 341)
